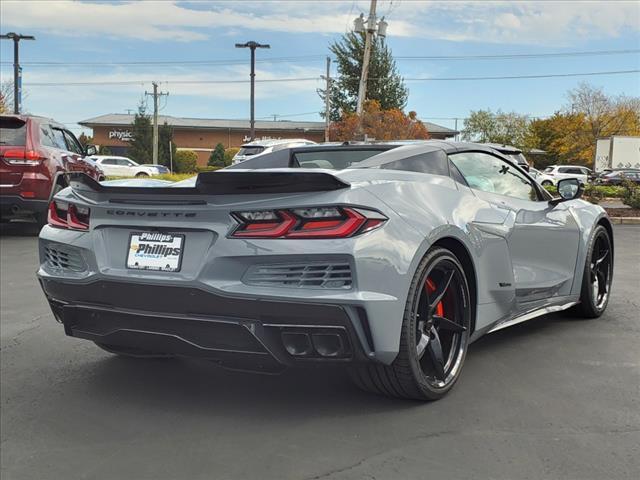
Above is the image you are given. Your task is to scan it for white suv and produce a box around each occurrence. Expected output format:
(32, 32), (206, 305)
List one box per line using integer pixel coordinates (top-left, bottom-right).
(232, 139), (316, 165)
(542, 165), (592, 186)
(529, 168), (556, 186)
(91, 156), (159, 177)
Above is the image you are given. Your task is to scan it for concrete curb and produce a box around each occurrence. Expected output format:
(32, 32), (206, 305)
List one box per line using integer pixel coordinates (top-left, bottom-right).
(610, 217), (640, 225)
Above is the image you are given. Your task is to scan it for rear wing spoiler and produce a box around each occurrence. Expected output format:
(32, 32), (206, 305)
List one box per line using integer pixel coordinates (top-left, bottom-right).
(58, 171), (350, 197)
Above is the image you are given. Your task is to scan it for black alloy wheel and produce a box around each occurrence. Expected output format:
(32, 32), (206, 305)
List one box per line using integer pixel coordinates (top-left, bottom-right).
(573, 225), (613, 318)
(349, 247), (472, 400)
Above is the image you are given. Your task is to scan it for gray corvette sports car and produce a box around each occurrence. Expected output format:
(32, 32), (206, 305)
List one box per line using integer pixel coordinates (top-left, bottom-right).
(38, 141), (614, 400)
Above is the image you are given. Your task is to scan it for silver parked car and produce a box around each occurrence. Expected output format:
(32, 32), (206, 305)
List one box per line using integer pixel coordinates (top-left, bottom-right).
(38, 141), (613, 401)
(232, 138), (316, 164)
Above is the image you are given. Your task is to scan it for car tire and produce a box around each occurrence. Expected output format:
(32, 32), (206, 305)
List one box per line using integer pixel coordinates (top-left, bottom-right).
(541, 180), (553, 186)
(349, 247), (472, 401)
(135, 172), (149, 178)
(95, 342), (174, 359)
(571, 225), (613, 318)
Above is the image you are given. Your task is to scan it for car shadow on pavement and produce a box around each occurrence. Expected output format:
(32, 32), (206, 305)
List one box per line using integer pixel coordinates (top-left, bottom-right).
(71, 311), (577, 418)
(81, 353), (422, 418)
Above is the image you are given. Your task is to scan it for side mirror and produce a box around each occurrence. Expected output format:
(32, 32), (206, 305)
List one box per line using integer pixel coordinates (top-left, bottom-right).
(550, 178), (583, 205)
(85, 144), (98, 156)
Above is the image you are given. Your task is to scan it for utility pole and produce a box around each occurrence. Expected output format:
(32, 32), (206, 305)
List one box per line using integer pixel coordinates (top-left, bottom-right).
(355, 0), (377, 117)
(0, 32), (35, 114)
(235, 41), (270, 141)
(145, 82), (168, 164)
(323, 56), (331, 142)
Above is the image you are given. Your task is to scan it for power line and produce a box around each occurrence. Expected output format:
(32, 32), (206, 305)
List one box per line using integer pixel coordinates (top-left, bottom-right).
(4, 49), (638, 68)
(394, 49), (640, 61)
(23, 69), (640, 87)
(25, 77), (319, 86)
(398, 70), (640, 81)
(0, 55), (327, 67)
(257, 111), (321, 119)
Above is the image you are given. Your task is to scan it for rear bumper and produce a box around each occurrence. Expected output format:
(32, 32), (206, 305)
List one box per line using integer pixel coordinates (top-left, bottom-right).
(39, 278), (373, 372)
(0, 195), (48, 218)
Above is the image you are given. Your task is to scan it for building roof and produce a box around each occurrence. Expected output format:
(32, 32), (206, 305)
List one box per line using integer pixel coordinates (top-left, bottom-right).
(78, 113), (458, 136)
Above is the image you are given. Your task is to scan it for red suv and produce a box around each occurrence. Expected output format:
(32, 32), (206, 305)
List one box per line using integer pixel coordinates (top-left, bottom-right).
(0, 114), (104, 225)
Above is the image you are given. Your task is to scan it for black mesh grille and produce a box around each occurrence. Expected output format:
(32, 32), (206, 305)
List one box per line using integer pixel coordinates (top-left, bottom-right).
(244, 263), (352, 289)
(44, 246), (86, 272)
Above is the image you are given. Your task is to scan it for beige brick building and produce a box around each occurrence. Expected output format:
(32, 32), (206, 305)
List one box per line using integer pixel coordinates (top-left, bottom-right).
(79, 114), (458, 166)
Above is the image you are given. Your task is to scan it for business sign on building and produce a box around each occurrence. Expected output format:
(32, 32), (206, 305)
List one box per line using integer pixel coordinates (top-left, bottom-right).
(108, 129), (133, 142)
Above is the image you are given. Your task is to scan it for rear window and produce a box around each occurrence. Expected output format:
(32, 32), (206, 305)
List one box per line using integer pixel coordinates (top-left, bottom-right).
(381, 150), (450, 176)
(293, 149), (385, 169)
(504, 152), (528, 166)
(237, 146), (265, 157)
(0, 117), (27, 146)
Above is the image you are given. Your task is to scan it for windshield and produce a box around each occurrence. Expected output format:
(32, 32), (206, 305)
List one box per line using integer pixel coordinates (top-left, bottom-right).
(543, 167), (554, 173)
(237, 146), (265, 157)
(293, 149), (387, 169)
(0, 117), (27, 146)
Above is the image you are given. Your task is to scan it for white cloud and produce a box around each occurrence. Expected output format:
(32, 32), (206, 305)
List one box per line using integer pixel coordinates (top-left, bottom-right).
(2, 1), (637, 45)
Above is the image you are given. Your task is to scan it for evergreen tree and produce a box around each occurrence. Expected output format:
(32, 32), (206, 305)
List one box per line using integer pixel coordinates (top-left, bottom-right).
(208, 143), (226, 167)
(319, 32), (408, 121)
(158, 122), (176, 167)
(128, 101), (153, 163)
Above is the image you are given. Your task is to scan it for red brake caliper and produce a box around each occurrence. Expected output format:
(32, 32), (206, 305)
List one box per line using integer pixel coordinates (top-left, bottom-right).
(425, 278), (444, 317)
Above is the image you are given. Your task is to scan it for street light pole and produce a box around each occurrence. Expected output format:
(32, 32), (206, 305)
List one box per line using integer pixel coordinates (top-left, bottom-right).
(235, 41), (270, 141)
(0, 32), (35, 114)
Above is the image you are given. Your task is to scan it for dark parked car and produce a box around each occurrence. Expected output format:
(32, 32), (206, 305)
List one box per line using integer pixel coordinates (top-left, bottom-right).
(596, 169), (640, 185)
(0, 115), (104, 225)
(484, 143), (530, 171)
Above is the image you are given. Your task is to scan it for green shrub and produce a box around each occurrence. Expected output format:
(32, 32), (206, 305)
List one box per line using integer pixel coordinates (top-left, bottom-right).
(224, 147), (240, 166)
(174, 150), (198, 173)
(544, 183), (625, 200)
(196, 166), (222, 173)
(208, 143), (226, 167)
(622, 181), (640, 209)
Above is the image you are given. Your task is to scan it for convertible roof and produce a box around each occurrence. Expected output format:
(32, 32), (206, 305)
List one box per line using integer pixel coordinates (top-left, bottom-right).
(355, 140), (498, 168)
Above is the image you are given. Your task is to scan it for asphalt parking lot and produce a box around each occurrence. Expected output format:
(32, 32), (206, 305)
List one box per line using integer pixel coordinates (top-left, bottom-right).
(1, 223), (639, 480)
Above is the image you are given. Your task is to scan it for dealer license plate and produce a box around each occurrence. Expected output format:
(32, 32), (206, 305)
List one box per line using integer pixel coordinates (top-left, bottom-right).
(127, 232), (184, 272)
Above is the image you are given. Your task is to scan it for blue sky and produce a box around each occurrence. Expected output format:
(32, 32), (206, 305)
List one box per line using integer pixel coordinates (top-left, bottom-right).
(1, 0), (639, 135)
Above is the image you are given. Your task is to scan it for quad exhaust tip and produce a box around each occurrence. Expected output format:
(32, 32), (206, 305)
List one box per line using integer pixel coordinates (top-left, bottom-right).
(280, 330), (347, 358)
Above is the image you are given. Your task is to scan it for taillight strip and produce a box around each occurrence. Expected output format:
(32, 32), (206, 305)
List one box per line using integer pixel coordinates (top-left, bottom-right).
(47, 201), (90, 231)
(231, 206), (386, 239)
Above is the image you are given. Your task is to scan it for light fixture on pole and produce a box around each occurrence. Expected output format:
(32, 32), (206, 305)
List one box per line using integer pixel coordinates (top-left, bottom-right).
(0, 32), (35, 114)
(235, 41), (271, 142)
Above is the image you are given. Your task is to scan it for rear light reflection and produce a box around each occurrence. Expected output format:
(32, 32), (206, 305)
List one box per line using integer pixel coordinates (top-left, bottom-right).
(1, 149), (47, 165)
(47, 201), (90, 230)
(231, 206), (386, 239)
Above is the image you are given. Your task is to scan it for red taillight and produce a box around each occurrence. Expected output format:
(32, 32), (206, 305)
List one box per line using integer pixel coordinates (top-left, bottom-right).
(231, 207), (386, 239)
(1, 149), (47, 165)
(47, 201), (90, 230)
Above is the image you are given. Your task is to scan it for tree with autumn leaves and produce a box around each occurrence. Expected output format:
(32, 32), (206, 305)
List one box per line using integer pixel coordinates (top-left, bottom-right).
(530, 84), (640, 166)
(329, 100), (430, 142)
(462, 83), (639, 167)
(319, 31), (428, 141)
